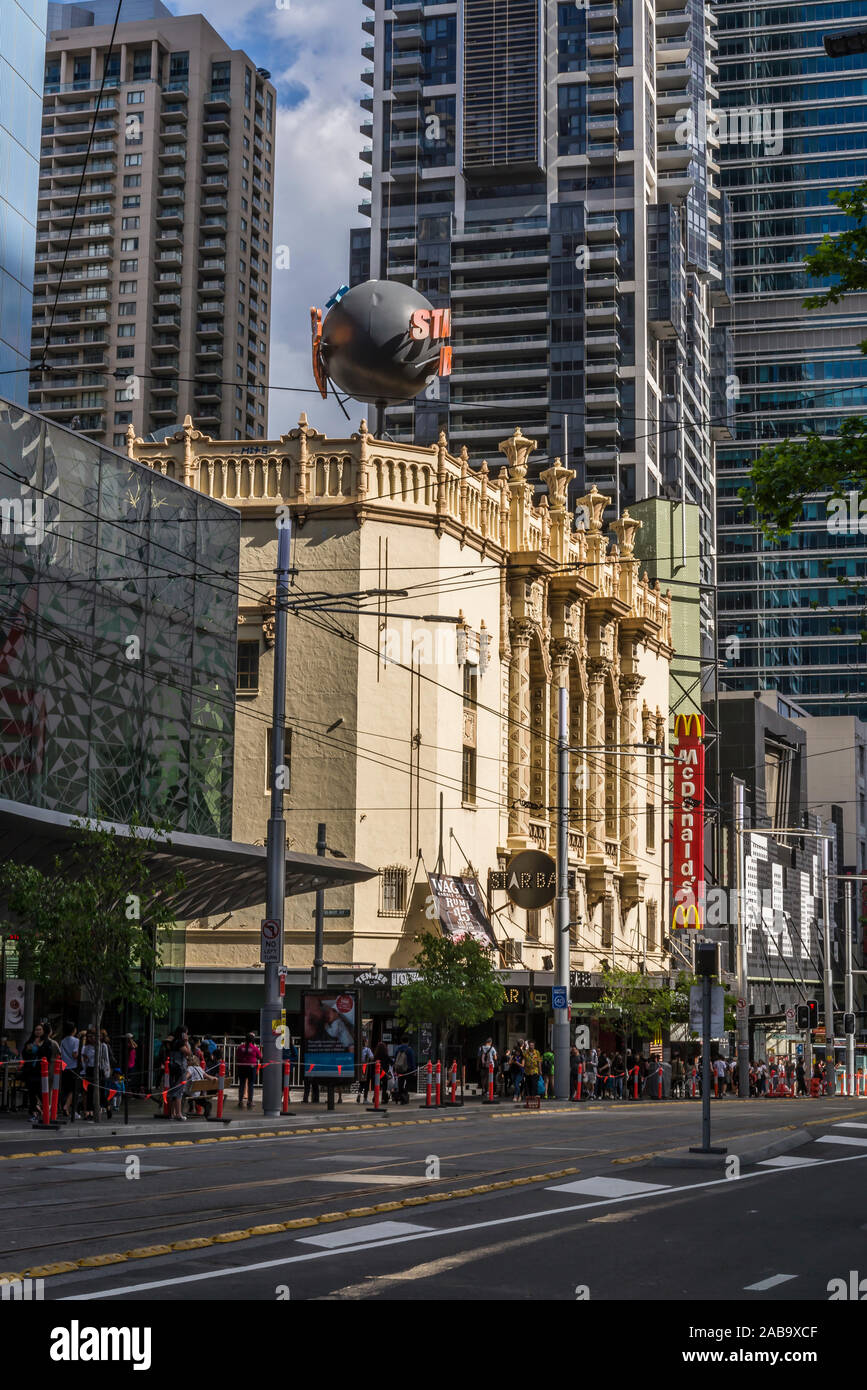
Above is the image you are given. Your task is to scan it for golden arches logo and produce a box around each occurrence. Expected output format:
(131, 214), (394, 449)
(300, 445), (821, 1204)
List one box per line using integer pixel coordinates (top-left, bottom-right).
(672, 903), (702, 929)
(674, 712), (704, 739)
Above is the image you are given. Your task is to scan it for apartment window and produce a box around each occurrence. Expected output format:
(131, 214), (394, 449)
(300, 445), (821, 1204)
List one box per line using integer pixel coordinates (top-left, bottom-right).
(118, 303), (136, 316)
(120, 238), (139, 252)
(527, 909), (541, 940)
(647, 900), (658, 953)
(645, 803), (656, 851)
(73, 56), (91, 84)
(120, 259), (138, 272)
(502, 939), (523, 967)
(123, 175), (141, 188)
(132, 52), (151, 81)
(234, 407), (242, 421)
(114, 411), (133, 425)
(121, 217), (140, 230)
(113, 433), (127, 448)
(122, 196), (141, 208)
(463, 664), (477, 707)
(211, 60), (231, 91)
(119, 281), (137, 295)
(236, 640), (259, 692)
(242, 157), (249, 171)
(124, 155), (142, 167)
(117, 325), (135, 337)
(169, 52), (189, 80)
(127, 91), (145, 105)
(462, 747), (477, 805)
(245, 67), (252, 109)
(569, 890), (581, 946)
(265, 727), (291, 791)
(380, 866), (408, 917)
(116, 346), (134, 360)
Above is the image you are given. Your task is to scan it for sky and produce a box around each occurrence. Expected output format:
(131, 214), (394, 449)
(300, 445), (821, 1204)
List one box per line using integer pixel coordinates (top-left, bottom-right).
(165, 0), (366, 438)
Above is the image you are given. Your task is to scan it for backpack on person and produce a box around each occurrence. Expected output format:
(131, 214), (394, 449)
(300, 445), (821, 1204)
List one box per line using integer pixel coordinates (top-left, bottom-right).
(394, 1048), (408, 1074)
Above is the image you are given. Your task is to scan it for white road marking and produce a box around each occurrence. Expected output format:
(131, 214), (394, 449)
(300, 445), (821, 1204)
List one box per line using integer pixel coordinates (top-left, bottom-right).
(758, 1156), (821, 1169)
(833, 1121), (867, 1129)
(299, 1221), (432, 1249)
(815, 1135), (867, 1147)
(48, 1161), (174, 1174)
(744, 1273), (797, 1292)
(546, 1177), (668, 1198)
(60, 1146), (867, 1301)
(309, 1173), (426, 1186)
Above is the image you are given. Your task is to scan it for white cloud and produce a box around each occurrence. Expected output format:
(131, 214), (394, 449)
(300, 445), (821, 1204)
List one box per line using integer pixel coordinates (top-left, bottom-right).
(168, 0), (370, 438)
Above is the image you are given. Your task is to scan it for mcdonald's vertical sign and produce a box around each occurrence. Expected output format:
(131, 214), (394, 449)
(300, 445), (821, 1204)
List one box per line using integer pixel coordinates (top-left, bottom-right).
(672, 712), (705, 929)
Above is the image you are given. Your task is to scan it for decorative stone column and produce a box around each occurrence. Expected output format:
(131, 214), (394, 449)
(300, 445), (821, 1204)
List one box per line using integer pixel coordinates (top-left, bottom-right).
(550, 643), (571, 859)
(619, 673), (644, 862)
(508, 621), (534, 848)
(586, 657), (607, 859)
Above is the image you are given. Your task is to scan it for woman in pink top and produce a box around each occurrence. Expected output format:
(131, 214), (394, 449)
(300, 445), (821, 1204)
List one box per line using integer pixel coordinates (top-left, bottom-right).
(236, 1032), (262, 1108)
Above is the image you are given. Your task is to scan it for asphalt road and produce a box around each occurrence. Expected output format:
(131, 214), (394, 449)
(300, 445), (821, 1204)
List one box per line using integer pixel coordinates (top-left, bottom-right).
(2, 1096), (865, 1305)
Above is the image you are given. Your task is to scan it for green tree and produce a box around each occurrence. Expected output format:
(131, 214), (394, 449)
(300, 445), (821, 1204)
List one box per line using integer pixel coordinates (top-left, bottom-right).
(396, 933), (505, 1066)
(0, 818), (180, 1123)
(600, 967), (736, 1048)
(749, 184), (867, 533)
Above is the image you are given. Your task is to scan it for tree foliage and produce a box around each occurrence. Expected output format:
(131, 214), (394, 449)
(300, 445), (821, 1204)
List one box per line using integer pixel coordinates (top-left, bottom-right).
(396, 933), (505, 1047)
(747, 185), (867, 533)
(600, 967), (736, 1040)
(0, 817), (180, 1120)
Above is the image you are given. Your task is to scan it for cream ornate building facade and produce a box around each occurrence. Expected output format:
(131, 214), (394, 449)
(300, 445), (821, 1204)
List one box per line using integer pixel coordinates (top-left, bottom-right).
(131, 417), (673, 1019)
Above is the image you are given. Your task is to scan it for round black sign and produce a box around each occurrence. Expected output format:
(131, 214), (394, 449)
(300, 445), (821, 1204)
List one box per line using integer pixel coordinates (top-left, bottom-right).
(504, 850), (557, 909)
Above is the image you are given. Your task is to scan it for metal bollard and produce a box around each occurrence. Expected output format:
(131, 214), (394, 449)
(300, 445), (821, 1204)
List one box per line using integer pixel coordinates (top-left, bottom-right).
(40, 1057), (50, 1126)
(216, 1061), (225, 1120)
(50, 1056), (61, 1122)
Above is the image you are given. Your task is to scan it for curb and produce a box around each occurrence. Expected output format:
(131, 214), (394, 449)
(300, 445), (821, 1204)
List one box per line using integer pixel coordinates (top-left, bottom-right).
(650, 1125), (809, 1169)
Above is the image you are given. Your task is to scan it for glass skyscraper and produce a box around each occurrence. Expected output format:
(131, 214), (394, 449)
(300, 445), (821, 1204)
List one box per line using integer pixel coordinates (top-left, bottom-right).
(0, 0), (47, 407)
(0, 398), (240, 838)
(716, 3), (867, 717)
(352, 0), (730, 615)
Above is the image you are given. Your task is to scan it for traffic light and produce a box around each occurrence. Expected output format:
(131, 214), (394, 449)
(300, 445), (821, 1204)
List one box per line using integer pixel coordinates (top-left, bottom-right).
(695, 940), (719, 977)
(844, 1012), (857, 1035)
(806, 998), (819, 1030)
(796, 1004), (810, 1031)
(824, 27), (867, 56)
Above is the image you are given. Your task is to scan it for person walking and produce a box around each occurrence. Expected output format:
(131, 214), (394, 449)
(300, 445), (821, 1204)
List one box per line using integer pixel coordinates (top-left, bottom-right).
(373, 1038), (391, 1104)
(236, 1032), (261, 1109)
(524, 1041), (542, 1099)
(59, 1021), (80, 1118)
(80, 1028), (111, 1119)
(670, 1053), (684, 1099)
(796, 1057), (807, 1096)
(393, 1037), (415, 1105)
(569, 1045), (580, 1099)
(479, 1037), (497, 1096)
(358, 1037), (374, 1102)
(584, 1046), (598, 1101)
(541, 1045), (555, 1100)
(20, 1023), (52, 1120)
(597, 1051), (610, 1099)
(168, 1030), (191, 1121)
(511, 1044), (525, 1101)
(612, 1050), (625, 1101)
(714, 1054), (727, 1097)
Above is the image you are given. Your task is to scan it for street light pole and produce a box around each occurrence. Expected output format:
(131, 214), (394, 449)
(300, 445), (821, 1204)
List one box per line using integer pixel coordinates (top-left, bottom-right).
(845, 877), (855, 1096)
(821, 836), (836, 1095)
(312, 822), (327, 990)
(733, 778), (750, 1098)
(262, 518), (292, 1118)
(554, 682), (570, 1100)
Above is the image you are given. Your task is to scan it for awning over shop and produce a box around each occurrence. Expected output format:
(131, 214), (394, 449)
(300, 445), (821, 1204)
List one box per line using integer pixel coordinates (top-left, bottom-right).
(0, 798), (376, 918)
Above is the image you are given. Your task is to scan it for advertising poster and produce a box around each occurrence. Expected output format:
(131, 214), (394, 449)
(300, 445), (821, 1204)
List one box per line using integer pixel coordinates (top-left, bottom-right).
(301, 989), (358, 1081)
(3, 978), (24, 1030)
(427, 874), (497, 947)
(671, 711), (706, 929)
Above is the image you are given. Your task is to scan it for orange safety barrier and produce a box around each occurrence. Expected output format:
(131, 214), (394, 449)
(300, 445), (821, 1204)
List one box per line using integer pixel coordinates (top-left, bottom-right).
(216, 1061), (225, 1120)
(49, 1056), (61, 1123)
(163, 1057), (170, 1117)
(40, 1056), (50, 1126)
(435, 1060), (442, 1107)
(425, 1060), (433, 1108)
(450, 1060), (458, 1105)
(282, 1060), (290, 1115)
